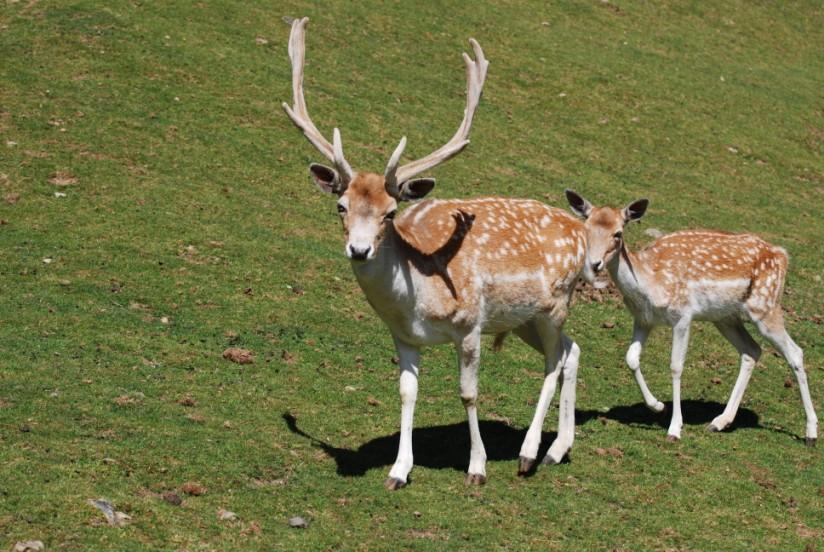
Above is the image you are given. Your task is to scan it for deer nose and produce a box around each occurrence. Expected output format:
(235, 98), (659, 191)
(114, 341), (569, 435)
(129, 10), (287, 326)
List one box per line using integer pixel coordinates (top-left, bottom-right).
(348, 244), (372, 261)
(591, 260), (604, 273)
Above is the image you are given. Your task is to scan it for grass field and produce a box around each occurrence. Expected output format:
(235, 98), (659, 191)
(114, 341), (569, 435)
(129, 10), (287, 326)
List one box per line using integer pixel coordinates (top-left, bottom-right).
(1, 1), (822, 549)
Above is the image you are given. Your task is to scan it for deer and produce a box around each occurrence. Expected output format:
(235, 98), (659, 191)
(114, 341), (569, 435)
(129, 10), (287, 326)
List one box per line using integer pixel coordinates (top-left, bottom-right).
(282, 17), (589, 489)
(564, 189), (818, 446)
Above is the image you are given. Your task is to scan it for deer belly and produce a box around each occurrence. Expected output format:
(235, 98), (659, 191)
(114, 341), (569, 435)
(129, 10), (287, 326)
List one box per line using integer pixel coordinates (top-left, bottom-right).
(684, 278), (751, 320)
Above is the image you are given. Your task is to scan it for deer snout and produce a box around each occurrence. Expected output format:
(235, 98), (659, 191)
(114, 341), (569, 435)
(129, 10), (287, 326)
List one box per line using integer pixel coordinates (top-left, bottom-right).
(347, 243), (373, 261)
(591, 260), (605, 273)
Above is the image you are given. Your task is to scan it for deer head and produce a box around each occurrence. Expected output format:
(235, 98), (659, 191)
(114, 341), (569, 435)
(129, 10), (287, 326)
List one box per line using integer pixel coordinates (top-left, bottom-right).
(282, 17), (488, 261)
(565, 189), (648, 274)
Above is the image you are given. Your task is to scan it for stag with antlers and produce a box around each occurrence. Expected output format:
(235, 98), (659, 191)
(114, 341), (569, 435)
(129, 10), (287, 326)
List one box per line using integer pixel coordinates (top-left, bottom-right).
(283, 18), (588, 489)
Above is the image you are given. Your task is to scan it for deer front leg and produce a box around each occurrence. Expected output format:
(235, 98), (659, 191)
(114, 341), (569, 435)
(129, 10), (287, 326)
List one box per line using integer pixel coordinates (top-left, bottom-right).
(458, 329), (487, 485)
(517, 324), (561, 474)
(544, 334), (580, 464)
(627, 321), (665, 413)
(666, 319), (691, 441)
(385, 338), (420, 490)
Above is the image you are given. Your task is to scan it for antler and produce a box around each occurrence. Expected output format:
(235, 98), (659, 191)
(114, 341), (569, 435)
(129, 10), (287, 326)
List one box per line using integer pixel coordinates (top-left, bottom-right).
(282, 17), (354, 185)
(385, 38), (489, 195)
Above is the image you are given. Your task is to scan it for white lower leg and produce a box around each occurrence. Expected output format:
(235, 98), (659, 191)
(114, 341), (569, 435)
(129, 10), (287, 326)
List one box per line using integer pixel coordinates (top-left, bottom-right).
(459, 331), (486, 477)
(710, 353), (756, 431)
(627, 324), (663, 412)
(519, 365), (560, 461)
(388, 340), (419, 483)
(757, 323), (819, 442)
(627, 344), (664, 412)
(667, 321), (690, 440)
(546, 337), (579, 463)
(785, 342), (818, 440)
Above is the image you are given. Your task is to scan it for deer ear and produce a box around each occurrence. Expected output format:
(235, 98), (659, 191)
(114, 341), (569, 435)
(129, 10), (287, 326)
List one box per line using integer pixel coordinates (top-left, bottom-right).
(309, 163), (342, 195)
(398, 178), (435, 202)
(565, 189), (592, 219)
(623, 198), (649, 223)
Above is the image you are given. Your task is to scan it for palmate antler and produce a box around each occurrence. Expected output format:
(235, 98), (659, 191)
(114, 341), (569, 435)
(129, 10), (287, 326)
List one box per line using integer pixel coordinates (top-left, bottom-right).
(282, 17), (488, 198)
(384, 39), (489, 196)
(282, 17), (354, 186)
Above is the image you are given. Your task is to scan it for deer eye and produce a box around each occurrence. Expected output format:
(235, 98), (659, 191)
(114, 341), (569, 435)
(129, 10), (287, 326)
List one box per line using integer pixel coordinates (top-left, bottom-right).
(384, 209), (397, 221)
(336, 204), (347, 214)
(613, 231), (623, 240)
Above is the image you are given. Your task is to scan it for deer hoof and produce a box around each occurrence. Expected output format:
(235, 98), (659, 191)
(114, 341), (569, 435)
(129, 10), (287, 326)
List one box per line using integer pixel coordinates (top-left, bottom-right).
(517, 456), (535, 476)
(464, 473), (486, 486)
(384, 477), (406, 491)
(665, 434), (680, 443)
(805, 437), (816, 448)
(706, 423), (721, 433)
(541, 452), (566, 465)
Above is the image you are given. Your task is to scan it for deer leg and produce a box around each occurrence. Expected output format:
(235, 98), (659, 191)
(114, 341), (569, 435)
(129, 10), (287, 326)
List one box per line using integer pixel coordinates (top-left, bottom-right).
(626, 321), (664, 412)
(708, 319), (761, 432)
(750, 311), (818, 445)
(516, 322), (561, 474)
(666, 318), (691, 441)
(544, 332), (580, 464)
(457, 328), (487, 484)
(385, 338), (420, 490)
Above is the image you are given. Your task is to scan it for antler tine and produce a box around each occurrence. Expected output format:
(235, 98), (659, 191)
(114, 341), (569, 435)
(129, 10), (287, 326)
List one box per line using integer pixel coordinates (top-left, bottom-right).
(390, 39), (489, 186)
(383, 136), (407, 198)
(281, 17), (353, 183)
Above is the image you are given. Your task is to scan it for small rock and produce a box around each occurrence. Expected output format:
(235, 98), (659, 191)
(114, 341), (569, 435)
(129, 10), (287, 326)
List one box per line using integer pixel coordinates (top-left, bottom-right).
(87, 498), (131, 526)
(784, 377), (793, 389)
(54, 192), (67, 198)
(160, 316), (170, 324)
(19, 424), (31, 433)
(254, 36), (269, 45)
(181, 482), (207, 496)
(367, 396), (382, 407)
(14, 541), (44, 552)
(344, 385), (357, 392)
(178, 395), (196, 407)
(600, 321), (615, 329)
(413, 511), (422, 518)
(162, 492), (182, 506)
(223, 348), (253, 364)
(710, 377), (722, 385)
(644, 228), (664, 239)
(218, 508), (238, 521)
(288, 516), (309, 529)
(594, 447), (623, 458)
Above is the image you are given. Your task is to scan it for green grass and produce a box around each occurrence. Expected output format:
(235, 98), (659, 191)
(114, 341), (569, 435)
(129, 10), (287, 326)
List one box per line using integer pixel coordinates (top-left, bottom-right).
(1, 0), (822, 549)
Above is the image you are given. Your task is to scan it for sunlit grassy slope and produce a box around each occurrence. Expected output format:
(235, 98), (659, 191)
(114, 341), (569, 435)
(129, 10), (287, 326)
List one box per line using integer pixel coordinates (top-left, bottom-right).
(0, 1), (822, 549)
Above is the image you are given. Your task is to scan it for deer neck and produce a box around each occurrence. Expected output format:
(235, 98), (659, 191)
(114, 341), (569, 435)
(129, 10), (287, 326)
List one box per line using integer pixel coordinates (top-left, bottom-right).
(349, 226), (410, 308)
(608, 242), (644, 298)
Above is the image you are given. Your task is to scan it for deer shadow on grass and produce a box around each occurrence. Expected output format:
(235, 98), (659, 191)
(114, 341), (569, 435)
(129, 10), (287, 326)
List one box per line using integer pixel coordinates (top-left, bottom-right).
(282, 412), (557, 476)
(595, 399), (761, 430)
(283, 401), (779, 478)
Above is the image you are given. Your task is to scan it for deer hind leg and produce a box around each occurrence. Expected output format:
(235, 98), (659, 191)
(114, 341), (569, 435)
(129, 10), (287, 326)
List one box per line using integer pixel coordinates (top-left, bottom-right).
(708, 319), (761, 432)
(457, 328), (487, 484)
(666, 318), (691, 441)
(385, 338), (420, 490)
(544, 331), (580, 465)
(515, 321), (560, 474)
(626, 321), (664, 412)
(748, 308), (818, 445)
